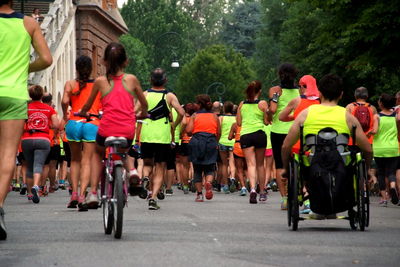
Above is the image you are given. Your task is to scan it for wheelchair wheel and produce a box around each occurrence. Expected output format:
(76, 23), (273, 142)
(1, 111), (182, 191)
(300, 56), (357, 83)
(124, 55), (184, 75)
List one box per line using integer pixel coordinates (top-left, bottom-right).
(357, 160), (369, 231)
(349, 209), (358, 230)
(288, 158), (299, 231)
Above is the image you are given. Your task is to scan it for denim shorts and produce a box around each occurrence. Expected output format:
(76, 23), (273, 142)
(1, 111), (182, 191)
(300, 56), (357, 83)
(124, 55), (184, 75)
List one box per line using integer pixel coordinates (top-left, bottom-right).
(65, 120), (98, 142)
(218, 144), (233, 152)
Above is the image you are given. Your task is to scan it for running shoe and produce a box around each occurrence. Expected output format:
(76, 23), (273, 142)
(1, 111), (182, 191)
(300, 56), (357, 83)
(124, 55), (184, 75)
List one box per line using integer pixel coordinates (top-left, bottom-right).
(259, 193), (267, 202)
(183, 185), (189, 194)
(271, 180), (278, 192)
(177, 183), (182, 190)
(157, 185), (165, 200)
(249, 191), (257, 204)
(240, 187), (247, 196)
(389, 187), (399, 205)
(266, 183), (271, 191)
(148, 199), (160, 210)
(205, 182), (213, 200)
(86, 192), (99, 209)
(27, 194), (33, 201)
(222, 184), (230, 194)
(78, 195), (88, 212)
(58, 180), (65, 190)
(190, 181), (196, 193)
(379, 200), (388, 207)
(0, 207), (6, 240)
(14, 183), (21, 192)
(281, 197), (288, 210)
(165, 189), (173, 196)
(20, 184), (27, 195)
(195, 193), (204, 202)
(300, 199), (311, 214)
(31, 186), (40, 204)
(229, 178), (237, 193)
(67, 192), (79, 208)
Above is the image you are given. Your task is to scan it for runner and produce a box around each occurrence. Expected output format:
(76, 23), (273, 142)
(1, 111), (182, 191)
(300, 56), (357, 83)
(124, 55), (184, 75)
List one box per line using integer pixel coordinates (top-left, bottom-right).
(268, 63), (300, 209)
(237, 80), (269, 204)
(79, 42), (148, 208)
(186, 94), (221, 202)
(140, 68), (184, 210)
(21, 85), (59, 204)
(0, 0), (52, 240)
(62, 55), (101, 211)
(372, 93), (400, 206)
(218, 101), (236, 193)
(228, 122), (247, 196)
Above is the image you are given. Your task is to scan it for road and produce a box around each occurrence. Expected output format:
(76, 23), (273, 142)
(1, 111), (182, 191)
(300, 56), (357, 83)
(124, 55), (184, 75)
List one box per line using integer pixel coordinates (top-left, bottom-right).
(1, 187), (400, 267)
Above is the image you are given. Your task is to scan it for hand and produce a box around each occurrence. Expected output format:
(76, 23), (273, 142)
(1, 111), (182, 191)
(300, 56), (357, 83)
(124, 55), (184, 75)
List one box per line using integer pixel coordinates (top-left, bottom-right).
(136, 111), (149, 120)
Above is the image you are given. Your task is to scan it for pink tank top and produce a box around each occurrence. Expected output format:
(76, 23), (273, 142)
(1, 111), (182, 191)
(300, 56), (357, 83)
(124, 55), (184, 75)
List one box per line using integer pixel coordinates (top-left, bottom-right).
(98, 74), (136, 139)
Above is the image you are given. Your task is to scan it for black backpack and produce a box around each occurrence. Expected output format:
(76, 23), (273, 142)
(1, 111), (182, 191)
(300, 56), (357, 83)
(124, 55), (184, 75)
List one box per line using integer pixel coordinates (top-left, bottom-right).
(305, 128), (355, 215)
(147, 91), (170, 123)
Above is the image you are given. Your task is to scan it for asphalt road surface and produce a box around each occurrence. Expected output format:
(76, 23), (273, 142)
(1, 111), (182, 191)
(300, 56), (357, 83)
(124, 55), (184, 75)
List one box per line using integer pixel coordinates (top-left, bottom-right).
(1, 187), (400, 267)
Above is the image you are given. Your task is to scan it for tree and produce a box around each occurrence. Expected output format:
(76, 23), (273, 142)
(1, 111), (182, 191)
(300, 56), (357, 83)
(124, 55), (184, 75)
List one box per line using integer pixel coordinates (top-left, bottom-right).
(175, 45), (256, 104)
(219, 1), (262, 58)
(119, 34), (151, 89)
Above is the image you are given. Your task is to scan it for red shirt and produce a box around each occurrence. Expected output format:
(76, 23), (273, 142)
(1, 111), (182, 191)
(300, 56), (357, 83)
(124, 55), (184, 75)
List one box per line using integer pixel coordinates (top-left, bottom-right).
(22, 101), (56, 141)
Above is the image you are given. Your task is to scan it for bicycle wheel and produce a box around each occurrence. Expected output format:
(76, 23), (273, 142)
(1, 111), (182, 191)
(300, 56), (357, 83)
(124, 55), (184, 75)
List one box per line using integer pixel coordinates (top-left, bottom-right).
(291, 159), (299, 231)
(358, 160), (368, 231)
(113, 166), (124, 239)
(103, 173), (113, 235)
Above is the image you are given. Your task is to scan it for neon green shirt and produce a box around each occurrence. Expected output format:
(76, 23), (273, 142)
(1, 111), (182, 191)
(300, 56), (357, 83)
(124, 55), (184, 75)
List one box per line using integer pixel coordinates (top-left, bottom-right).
(373, 113), (399, 158)
(219, 115), (235, 146)
(240, 101), (265, 136)
(271, 88), (299, 134)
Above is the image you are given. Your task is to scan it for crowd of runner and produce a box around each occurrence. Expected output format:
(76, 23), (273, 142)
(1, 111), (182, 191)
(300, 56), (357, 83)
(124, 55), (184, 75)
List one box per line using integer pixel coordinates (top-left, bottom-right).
(1, 0), (399, 241)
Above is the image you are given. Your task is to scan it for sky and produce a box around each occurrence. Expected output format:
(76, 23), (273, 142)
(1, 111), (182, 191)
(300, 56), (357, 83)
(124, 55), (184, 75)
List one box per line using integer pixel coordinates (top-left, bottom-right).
(117, 0), (128, 8)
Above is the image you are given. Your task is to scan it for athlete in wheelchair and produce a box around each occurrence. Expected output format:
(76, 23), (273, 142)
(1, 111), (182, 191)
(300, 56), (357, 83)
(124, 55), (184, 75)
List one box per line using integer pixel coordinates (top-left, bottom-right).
(281, 74), (372, 231)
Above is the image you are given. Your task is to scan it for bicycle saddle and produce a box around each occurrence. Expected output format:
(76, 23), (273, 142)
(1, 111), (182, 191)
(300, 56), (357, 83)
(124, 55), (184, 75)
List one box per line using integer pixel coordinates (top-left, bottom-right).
(105, 136), (128, 148)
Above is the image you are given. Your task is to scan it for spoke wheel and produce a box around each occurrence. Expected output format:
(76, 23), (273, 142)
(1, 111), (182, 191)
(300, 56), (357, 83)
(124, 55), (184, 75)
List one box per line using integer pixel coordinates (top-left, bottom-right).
(358, 160), (369, 231)
(113, 166), (124, 239)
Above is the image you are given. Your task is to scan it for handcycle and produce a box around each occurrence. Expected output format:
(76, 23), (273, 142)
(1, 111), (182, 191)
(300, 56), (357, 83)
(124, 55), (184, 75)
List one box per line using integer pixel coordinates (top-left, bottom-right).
(287, 126), (370, 231)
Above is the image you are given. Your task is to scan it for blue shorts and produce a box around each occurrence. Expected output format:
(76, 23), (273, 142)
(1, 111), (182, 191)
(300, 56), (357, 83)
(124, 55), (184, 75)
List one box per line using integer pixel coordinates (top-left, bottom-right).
(65, 120), (98, 142)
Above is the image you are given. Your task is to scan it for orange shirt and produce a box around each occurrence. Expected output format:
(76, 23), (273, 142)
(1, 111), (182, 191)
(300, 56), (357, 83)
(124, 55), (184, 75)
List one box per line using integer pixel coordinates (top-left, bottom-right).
(193, 111), (217, 135)
(181, 115), (192, 144)
(233, 126), (243, 157)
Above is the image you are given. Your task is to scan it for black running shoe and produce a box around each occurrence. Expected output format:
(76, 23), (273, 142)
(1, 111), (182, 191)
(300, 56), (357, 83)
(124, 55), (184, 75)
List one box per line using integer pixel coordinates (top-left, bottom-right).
(390, 187), (399, 205)
(20, 184), (27, 195)
(148, 199), (160, 210)
(31, 186), (40, 204)
(0, 207), (6, 240)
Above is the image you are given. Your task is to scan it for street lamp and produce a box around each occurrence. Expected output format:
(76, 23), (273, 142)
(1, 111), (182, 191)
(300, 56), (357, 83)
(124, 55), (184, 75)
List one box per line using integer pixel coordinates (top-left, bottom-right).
(154, 32), (183, 69)
(205, 82), (226, 103)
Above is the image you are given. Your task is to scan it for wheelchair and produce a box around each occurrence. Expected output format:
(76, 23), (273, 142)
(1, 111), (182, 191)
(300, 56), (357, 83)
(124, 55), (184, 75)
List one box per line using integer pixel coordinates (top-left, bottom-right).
(287, 126), (370, 231)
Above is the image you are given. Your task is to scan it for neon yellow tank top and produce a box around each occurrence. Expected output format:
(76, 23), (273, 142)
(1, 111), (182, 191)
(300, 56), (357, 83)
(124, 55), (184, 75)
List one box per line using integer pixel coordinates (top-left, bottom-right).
(219, 115), (236, 146)
(303, 105), (350, 137)
(172, 108), (181, 144)
(271, 88), (300, 134)
(373, 113), (399, 157)
(0, 13), (31, 100)
(140, 90), (171, 144)
(240, 101), (264, 136)
(263, 124), (272, 149)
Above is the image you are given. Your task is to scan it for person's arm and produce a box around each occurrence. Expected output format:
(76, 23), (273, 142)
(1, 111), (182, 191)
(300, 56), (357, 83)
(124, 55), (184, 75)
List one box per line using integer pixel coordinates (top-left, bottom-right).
(258, 100), (270, 125)
(370, 114), (379, 136)
(61, 80), (73, 121)
(228, 123), (237, 140)
(127, 74), (148, 119)
(168, 93), (185, 129)
(80, 77), (103, 115)
(396, 112), (400, 142)
(236, 102), (243, 126)
(281, 110), (307, 173)
(345, 103), (353, 114)
(185, 114), (195, 136)
(346, 113), (373, 169)
(24, 16), (52, 72)
(279, 98), (298, 122)
(215, 113), (221, 142)
(50, 114), (59, 130)
(267, 86), (281, 121)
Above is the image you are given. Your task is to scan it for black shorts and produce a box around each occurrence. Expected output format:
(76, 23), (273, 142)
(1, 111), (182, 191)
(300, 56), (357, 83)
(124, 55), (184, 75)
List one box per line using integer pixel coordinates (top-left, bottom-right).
(240, 130), (267, 149)
(96, 134), (132, 148)
(60, 142), (71, 167)
(166, 145), (176, 170)
(271, 132), (287, 169)
(128, 145), (141, 159)
(17, 152), (25, 165)
(141, 142), (170, 163)
(45, 145), (60, 164)
(179, 143), (189, 156)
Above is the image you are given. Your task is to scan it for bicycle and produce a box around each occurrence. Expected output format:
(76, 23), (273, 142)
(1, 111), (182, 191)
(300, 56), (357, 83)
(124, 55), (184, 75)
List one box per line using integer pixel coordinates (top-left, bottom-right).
(101, 136), (129, 239)
(74, 112), (128, 238)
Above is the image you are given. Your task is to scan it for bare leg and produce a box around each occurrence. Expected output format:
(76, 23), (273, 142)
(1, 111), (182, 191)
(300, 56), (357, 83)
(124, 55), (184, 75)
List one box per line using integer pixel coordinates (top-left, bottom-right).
(228, 151), (236, 179)
(150, 162), (166, 198)
(243, 147), (257, 190)
(80, 142), (95, 196)
(69, 142), (82, 194)
(219, 151), (229, 186)
(0, 120), (25, 206)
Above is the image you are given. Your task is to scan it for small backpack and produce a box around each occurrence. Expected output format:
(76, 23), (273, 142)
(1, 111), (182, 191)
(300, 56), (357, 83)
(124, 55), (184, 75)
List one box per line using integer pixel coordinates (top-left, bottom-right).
(147, 91), (170, 123)
(352, 102), (373, 133)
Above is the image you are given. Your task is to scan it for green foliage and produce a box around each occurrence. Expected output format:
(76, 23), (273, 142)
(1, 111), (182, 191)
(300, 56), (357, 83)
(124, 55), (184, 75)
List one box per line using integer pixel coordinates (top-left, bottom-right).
(219, 1), (262, 58)
(119, 34), (151, 89)
(175, 45), (255, 104)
